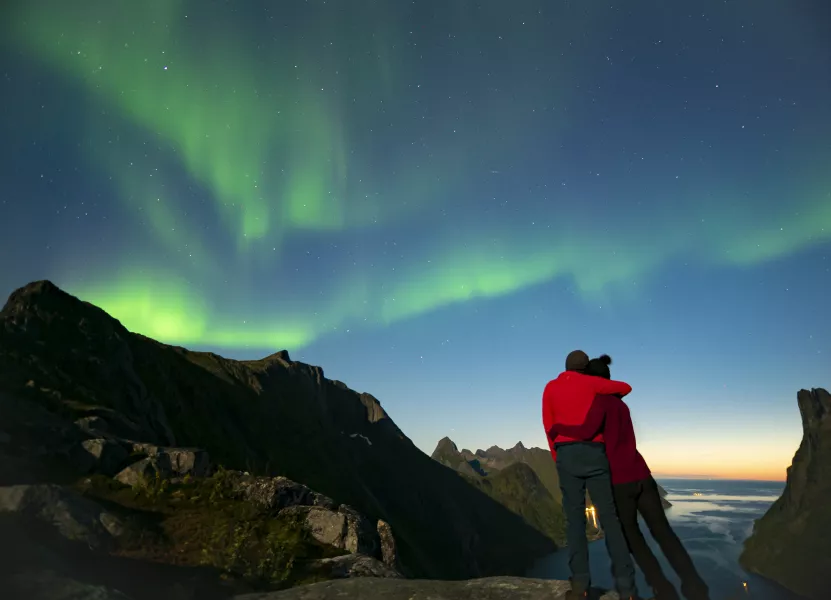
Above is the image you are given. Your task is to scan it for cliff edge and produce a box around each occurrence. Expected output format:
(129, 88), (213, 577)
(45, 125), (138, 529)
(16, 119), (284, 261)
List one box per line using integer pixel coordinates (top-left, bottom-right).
(739, 388), (831, 600)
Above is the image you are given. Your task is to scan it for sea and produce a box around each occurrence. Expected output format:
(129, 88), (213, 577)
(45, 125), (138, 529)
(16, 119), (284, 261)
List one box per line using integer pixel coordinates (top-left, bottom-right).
(528, 479), (807, 600)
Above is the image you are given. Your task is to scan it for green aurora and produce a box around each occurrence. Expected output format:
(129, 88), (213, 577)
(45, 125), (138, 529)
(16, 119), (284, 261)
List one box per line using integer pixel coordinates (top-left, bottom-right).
(6, 0), (830, 351)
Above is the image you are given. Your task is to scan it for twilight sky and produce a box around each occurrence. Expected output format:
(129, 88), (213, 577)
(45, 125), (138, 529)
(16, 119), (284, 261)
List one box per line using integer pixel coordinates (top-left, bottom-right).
(1, 1), (829, 481)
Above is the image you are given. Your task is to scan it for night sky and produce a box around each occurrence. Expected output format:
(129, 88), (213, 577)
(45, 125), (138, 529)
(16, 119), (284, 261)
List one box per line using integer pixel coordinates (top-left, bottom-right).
(2, 1), (829, 481)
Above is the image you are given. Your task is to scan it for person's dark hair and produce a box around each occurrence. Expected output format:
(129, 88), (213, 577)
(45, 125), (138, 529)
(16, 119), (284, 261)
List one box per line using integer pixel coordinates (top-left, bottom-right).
(585, 354), (612, 379)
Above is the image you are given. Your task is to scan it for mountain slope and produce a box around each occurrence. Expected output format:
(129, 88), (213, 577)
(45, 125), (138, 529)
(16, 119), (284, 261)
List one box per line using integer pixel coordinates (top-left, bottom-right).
(432, 438), (569, 542)
(739, 388), (831, 600)
(0, 280), (556, 581)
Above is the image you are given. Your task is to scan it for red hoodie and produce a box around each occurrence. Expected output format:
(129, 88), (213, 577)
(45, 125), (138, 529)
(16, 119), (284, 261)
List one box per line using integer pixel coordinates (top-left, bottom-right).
(541, 371), (632, 461)
(547, 394), (650, 485)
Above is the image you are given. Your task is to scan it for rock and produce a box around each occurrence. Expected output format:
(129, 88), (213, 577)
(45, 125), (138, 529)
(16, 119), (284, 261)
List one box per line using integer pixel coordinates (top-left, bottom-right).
(113, 446), (211, 486)
(0, 484), (125, 549)
(740, 388), (831, 600)
(281, 504), (379, 556)
(75, 416), (110, 435)
(114, 457), (158, 487)
(232, 576), (618, 600)
(338, 505), (378, 555)
(304, 554), (401, 581)
(376, 519), (399, 570)
(73, 439), (129, 476)
(6, 569), (134, 600)
(231, 473), (336, 511)
(131, 444), (211, 478)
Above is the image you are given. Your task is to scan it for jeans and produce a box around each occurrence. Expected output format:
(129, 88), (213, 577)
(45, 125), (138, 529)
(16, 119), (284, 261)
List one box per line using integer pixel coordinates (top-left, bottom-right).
(614, 477), (710, 600)
(556, 443), (636, 597)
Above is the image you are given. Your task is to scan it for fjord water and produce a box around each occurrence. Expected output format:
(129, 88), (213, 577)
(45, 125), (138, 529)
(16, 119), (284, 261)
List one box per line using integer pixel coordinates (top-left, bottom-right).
(529, 479), (805, 600)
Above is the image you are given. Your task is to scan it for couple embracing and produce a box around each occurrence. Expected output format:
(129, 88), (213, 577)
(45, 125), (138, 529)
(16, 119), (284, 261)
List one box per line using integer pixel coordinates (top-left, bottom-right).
(542, 350), (709, 600)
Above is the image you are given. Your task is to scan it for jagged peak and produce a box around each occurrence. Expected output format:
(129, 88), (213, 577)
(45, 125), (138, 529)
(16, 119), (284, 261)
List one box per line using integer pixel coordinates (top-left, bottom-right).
(797, 388), (830, 430)
(512, 441), (526, 451)
(433, 436), (459, 455)
(3, 280), (76, 313)
(261, 349), (292, 363)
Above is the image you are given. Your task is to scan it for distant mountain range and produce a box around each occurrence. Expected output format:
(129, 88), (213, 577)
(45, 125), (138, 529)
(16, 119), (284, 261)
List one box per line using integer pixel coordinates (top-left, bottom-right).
(430, 434), (671, 543)
(0, 280), (556, 597)
(431, 438), (570, 543)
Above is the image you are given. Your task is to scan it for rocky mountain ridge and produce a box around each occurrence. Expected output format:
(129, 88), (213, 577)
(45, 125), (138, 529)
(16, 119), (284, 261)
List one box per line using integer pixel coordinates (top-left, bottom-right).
(740, 387), (831, 600)
(0, 280), (557, 597)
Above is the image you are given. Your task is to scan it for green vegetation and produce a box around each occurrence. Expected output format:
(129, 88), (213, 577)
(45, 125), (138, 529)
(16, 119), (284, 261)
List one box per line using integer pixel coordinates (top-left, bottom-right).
(463, 463), (567, 544)
(75, 469), (346, 589)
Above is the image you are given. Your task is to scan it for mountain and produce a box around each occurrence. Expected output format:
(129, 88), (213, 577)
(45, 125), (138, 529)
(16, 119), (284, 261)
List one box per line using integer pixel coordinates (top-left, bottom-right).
(432, 437), (671, 532)
(740, 388), (831, 600)
(0, 280), (556, 588)
(432, 438), (568, 542)
(433, 439), (563, 500)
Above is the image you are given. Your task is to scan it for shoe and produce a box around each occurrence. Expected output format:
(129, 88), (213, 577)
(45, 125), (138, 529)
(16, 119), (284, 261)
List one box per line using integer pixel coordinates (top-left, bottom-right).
(565, 578), (589, 600)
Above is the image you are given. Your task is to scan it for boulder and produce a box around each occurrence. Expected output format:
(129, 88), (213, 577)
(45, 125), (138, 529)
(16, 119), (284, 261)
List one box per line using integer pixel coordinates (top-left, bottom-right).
(114, 457), (158, 487)
(376, 519), (399, 570)
(113, 446), (211, 486)
(72, 439), (129, 476)
(130, 444), (211, 478)
(304, 554), (401, 580)
(0, 484), (126, 549)
(231, 473), (336, 511)
(232, 576), (618, 600)
(280, 504), (378, 557)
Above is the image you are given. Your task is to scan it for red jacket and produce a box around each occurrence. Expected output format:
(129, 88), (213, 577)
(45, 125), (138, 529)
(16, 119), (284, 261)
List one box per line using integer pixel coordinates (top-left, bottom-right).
(547, 394), (650, 485)
(541, 371), (632, 460)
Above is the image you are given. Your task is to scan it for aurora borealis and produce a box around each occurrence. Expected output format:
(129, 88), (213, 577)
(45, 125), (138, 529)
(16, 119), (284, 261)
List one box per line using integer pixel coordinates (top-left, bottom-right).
(1, 0), (829, 479)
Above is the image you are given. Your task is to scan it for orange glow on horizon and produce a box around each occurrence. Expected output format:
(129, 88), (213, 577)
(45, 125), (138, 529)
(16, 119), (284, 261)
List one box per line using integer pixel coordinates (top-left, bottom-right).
(637, 438), (794, 483)
(648, 463), (787, 482)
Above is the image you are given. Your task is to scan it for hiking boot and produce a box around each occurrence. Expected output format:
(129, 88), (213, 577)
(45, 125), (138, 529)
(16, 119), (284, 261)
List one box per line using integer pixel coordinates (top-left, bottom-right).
(565, 577), (589, 600)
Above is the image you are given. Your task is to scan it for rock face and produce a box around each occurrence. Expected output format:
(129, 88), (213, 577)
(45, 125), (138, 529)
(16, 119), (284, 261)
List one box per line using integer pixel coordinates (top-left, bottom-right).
(740, 388), (831, 600)
(234, 576), (619, 600)
(432, 438), (573, 542)
(0, 280), (555, 582)
(0, 484), (127, 550)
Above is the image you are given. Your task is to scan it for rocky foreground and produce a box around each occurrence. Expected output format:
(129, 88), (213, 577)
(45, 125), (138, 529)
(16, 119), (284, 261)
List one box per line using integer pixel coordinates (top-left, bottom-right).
(0, 280), (560, 598)
(237, 577), (618, 599)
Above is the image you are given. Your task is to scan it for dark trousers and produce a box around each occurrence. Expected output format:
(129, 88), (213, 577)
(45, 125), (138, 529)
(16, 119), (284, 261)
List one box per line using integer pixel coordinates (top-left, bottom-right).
(556, 443), (636, 597)
(614, 477), (710, 600)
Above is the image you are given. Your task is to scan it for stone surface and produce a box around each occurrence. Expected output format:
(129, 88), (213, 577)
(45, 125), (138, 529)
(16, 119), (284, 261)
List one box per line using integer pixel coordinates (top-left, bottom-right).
(114, 457), (158, 487)
(280, 504), (379, 557)
(131, 444), (212, 478)
(376, 519), (399, 570)
(6, 570), (133, 600)
(740, 388), (831, 600)
(305, 554), (401, 580)
(74, 439), (130, 477)
(231, 473), (336, 511)
(0, 484), (125, 549)
(233, 576), (618, 600)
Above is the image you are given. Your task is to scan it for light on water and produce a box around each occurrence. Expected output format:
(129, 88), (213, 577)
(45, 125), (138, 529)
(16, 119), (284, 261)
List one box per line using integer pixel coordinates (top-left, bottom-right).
(529, 479), (806, 600)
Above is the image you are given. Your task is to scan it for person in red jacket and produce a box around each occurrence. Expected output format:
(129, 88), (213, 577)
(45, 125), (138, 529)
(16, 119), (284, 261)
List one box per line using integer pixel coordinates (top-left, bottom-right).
(542, 350), (639, 600)
(548, 355), (710, 600)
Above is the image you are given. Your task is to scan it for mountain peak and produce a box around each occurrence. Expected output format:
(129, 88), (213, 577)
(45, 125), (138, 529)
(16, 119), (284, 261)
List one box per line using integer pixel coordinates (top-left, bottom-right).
(434, 436), (459, 455)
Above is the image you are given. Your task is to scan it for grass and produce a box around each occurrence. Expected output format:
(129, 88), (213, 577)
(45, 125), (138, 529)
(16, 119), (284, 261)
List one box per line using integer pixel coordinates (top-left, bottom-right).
(74, 468), (347, 590)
